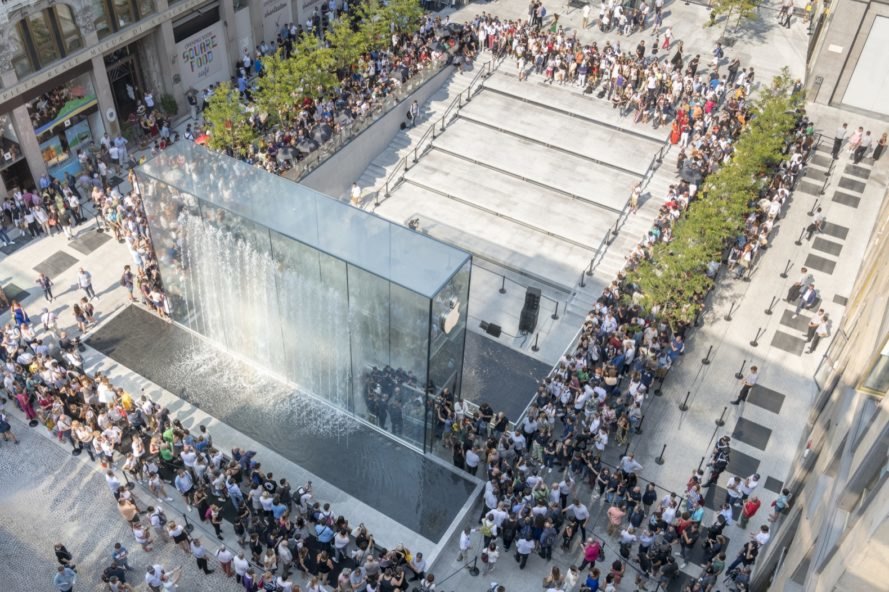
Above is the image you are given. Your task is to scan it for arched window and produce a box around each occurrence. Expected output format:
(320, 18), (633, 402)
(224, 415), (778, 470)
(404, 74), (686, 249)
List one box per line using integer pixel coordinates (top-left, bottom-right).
(11, 4), (84, 78)
(90, 0), (157, 39)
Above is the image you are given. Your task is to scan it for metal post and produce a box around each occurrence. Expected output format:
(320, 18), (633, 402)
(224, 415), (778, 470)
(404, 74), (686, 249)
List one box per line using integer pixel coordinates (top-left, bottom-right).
(715, 406), (727, 427)
(807, 199), (820, 216)
(750, 327), (763, 347)
(634, 414), (645, 435)
(413, 146), (419, 164)
(182, 511), (194, 534)
(697, 456), (706, 472)
(734, 359), (747, 380)
(585, 259), (594, 276)
(551, 302), (560, 320)
(382, 182), (389, 201)
(499, 276), (506, 294)
(701, 345), (713, 365)
(531, 333), (540, 352)
(679, 390), (691, 411)
(655, 444), (667, 465)
(723, 300), (736, 322)
(764, 296), (777, 315)
(779, 259), (792, 278)
(580, 269), (587, 288)
(794, 226), (806, 246)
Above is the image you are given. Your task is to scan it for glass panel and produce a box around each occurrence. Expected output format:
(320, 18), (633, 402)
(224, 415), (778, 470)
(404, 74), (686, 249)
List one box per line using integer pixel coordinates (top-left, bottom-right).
(55, 5), (84, 54)
(137, 143), (470, 452)
(112, 0), (136, 29)
(138, 141), (470, 297)
(862, 339), (889, 395)
(27, 11), (61, 69)
(11, 25), (34, 79)
(91, 0), (113, 38)
(137, 0), (156, 18)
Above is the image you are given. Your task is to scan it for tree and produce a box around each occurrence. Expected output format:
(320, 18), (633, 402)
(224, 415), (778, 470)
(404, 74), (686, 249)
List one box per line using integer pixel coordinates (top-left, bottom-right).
(291, 35), (338, 98)
(707, 0), (759, 41)
(384, 0), (425, 34)
(357, 0), (390, 52)
(326, 16), (364, 73)
(203, 82), (256, 153)
(253, 49), (300, 128)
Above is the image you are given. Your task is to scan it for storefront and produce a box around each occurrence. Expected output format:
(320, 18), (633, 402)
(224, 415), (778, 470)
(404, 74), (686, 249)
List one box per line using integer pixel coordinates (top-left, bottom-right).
(29, 72), (103, 181)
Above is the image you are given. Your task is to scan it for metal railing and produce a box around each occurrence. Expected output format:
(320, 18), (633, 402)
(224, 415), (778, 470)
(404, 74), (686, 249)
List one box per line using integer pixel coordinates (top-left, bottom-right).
(582, 136), (672, 281)
(374, 58), (500, 208)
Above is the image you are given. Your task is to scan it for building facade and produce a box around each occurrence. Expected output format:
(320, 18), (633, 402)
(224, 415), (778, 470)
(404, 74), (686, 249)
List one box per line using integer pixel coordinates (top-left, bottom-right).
(0, 0), (329, 195)
(806, 0), (889, 120)
(752, 188), (889, 591)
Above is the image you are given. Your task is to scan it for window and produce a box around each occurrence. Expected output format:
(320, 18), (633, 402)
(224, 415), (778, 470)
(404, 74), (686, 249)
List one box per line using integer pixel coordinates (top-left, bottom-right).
(90, 0), (113, 40)
(112, 0), (136, 29)
(56, 5), (84, 55)
(11, 7), (85, 77)
(860, 337), (889, 396)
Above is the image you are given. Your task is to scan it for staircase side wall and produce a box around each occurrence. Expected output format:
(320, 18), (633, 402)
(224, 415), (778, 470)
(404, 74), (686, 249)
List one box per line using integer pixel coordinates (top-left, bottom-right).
(300, 65), (456, 199)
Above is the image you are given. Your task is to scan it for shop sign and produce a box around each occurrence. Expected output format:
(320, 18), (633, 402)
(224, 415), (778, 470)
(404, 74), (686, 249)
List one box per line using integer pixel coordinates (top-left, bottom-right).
(175, 22), (230, 91)
(263, 0), (293, 42)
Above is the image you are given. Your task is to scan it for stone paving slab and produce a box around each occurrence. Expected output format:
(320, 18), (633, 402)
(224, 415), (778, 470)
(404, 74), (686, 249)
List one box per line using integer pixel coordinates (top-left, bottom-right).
(747, 385), (786, 414)
(726, 448), (761, 477)
(32, 250), (79, 279)
(732, 417), (773, 451)
(837, 176), (867, 193)
(796, 179), (822, 195)
(832, 190), (861, 208)
(811, 236), (844, 256)
(764, 476), (785, 494)
(843, 163), (871, 179)
(770, 330), (807, 356)
(68, 230), (113, 255)
(833, 294), (848, 306)
(0, 283), (30, 312)
(804, 253), (837, 275)
(821, 221), (850, 240)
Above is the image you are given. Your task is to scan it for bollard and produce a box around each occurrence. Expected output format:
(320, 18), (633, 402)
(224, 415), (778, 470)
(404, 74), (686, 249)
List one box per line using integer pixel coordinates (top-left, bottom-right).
(734, 359), (747, 380)
(531, 332), (540, 352)
(499, 276), (506, 294)
(701, 345), (713, 365)
(764, 296), (777, 315)
(750, 327), (763, 347)
(182, 511), (194, 534)
(634, 414), (645, 435)
(723, 301), (736, 322)
(794, 226), (806, 246)
(122, 470), (135, 491)
(715, 406), (728, 427)
(655, 444), (667, 465)
(807, 199), (820, 216)
(679, 390), (691, 411)
(551, 302), (560, 320)
(779, 259), (792, 279)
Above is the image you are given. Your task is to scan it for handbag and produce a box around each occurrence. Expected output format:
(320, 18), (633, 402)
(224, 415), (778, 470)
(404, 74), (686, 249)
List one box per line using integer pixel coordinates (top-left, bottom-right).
(481, 551), (489, 563)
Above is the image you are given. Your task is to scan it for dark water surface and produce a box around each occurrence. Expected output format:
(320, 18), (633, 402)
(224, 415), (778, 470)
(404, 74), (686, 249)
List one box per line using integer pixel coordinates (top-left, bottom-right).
(89, 306), (476, 541)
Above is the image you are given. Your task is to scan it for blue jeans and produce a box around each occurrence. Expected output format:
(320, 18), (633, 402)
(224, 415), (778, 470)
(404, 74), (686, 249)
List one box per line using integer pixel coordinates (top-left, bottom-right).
(0, 228), (10, 243)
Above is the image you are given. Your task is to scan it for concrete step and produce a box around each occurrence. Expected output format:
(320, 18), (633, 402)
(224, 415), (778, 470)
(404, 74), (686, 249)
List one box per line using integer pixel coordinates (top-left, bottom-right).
(459, 90), (650, 177)
(404, 150), (616, 249)
(434, 118), (639, 213)
(378, 183), (592, 291)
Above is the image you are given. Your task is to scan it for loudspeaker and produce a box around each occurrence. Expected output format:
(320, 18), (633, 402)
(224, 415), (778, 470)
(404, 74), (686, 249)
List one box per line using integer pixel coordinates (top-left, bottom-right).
(523, 287), (541, 311)
(480, 321), (502, 338)
(519, 307), (539, 334)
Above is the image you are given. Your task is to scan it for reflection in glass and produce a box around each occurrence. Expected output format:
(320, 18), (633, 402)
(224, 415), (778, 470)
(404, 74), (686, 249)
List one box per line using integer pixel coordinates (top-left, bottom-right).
(27, 11), (61, 68)
(137, 143), (471, 452)
(56, 5), (84, 54)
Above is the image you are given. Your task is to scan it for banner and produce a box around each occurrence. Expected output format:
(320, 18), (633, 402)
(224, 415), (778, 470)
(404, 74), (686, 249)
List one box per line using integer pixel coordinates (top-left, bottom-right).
(176, 22), (230, 92)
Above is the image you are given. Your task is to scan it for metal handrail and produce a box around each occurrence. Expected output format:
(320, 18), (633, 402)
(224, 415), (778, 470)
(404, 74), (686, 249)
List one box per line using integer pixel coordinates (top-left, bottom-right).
(376, 58), (499, 208)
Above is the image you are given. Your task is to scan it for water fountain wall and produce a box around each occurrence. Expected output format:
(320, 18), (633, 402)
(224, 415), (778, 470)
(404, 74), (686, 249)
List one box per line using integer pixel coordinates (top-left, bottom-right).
(136, 142), (471, 452)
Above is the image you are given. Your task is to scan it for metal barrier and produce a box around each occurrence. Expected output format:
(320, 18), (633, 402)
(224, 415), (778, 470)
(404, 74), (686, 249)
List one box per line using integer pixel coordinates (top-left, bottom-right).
(375, 58), (501, 208)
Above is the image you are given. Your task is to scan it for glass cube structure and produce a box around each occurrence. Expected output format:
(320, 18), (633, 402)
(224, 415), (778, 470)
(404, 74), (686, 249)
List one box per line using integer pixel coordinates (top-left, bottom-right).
(137, 142), (471, 452)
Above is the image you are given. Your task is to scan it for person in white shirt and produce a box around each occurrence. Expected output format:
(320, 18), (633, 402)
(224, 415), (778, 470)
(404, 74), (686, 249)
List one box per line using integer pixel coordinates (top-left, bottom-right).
(753, 524), (770, 546)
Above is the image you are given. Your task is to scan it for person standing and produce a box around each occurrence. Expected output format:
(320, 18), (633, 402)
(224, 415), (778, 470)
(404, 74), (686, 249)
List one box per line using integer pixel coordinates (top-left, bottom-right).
(77, 268), (97, 300)
(120, 265), (136, 302)
(807, 315), (830, 353)
(832, 123), (848, 159)
(731, 365), (759, 405)
(191, 538), (215, 574)
(350, 182), (362, 207)
(854, 130), (872, 164)
(514, 531), (535, 569)
(53, 565), (77, 592)
(36, 272), (54, 302)
(216, 545), (234, 577)
(112, 543), (133, 571)
(408, 100), (419, 127)
(873, 132), (887, 161)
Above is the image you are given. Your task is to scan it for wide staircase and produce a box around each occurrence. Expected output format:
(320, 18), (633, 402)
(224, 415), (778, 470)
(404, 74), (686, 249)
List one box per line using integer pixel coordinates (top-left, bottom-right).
(364, 64), (671, 298)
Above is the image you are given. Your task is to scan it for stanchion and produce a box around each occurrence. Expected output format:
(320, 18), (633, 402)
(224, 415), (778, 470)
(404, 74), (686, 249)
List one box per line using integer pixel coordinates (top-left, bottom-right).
(122, 470), (135, 491)
(182, 511), (195, 534)
(750, 327), (763, 347)
(467, 555), (480, 577)
(579, 269), (586, 288)
(715, 406), (727, 427)
(779, 259), (792, 279)
(734, 359), (747, 380)
(551, 302), (560, 320)
(723, 301), (736, 322)
(679, 390), (691, 411)
(764, 296), (777, 315)
(634, 414), (645, 435)
(794, 226), (806, 246)
(655, 444), (667, 465)
(498, 276), (506, 294)
(701, 345), (713, 365)
(531, 333), (540, 352)
(585, 259), (594, 277)
(807, 199), (820, 216)
(697, 456), (706, 472)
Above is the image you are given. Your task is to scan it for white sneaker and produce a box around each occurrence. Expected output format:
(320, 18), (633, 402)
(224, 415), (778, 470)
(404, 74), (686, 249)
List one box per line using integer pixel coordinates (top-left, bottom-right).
(165, 497), (173, 501)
